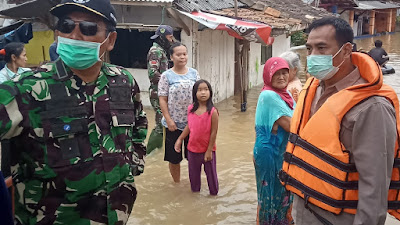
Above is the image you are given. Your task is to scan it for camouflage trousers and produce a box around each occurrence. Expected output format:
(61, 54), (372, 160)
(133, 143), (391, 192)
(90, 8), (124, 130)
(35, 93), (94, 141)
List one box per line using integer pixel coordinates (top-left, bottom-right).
(147, 89), (163, 154)
(149, 89), (163, 134)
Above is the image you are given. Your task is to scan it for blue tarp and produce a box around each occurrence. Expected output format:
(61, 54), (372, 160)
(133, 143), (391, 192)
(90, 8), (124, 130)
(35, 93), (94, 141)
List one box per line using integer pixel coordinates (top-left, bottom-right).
(0, 23), (33, 49)
(0, 22), (33, 68)
(0, 171), (13, 225)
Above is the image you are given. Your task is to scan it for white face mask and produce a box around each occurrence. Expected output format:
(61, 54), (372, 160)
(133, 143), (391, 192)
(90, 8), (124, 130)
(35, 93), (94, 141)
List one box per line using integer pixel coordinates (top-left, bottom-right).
(307, 44), (347, 81)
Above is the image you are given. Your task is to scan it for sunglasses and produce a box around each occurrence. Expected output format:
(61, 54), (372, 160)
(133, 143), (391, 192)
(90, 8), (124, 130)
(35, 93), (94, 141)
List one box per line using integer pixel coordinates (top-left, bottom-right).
(57, 18), (105, 36)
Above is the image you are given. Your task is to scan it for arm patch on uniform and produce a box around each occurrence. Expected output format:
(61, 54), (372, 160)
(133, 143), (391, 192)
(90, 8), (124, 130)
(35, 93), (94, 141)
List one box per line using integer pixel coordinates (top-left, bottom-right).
(150, 60), (159, 66)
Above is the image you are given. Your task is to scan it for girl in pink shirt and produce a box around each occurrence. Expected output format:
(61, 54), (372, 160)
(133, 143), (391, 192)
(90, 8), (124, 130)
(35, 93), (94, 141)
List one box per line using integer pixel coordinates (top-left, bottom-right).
(174, 79), (219, 195)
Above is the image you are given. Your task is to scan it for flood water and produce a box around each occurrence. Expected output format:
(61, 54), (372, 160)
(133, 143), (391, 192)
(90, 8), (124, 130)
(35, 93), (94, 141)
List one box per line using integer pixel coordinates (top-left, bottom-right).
(128, 33), (400, 225)
(129, 93), (259, 225)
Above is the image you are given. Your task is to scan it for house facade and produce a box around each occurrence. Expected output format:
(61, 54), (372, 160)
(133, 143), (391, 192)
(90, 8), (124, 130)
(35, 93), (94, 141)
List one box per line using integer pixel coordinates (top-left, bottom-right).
(314, 0), (400, 36)
(0, 0), (330, 107)
(110, 0), (330, 106)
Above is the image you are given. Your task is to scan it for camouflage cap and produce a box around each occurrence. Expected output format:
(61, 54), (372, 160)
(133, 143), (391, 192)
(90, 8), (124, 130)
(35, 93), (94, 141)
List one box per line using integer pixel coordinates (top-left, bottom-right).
(150, 25), (174, 40)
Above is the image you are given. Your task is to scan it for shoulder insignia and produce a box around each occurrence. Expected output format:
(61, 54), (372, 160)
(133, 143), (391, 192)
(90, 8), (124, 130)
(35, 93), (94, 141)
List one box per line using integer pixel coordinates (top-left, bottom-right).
(109, 66), (122, 75)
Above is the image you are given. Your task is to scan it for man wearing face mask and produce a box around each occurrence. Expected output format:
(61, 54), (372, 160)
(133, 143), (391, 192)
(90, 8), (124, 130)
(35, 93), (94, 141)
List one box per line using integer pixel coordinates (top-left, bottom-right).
(280, 17), (400, 225)
(146, 25), (174, 154)
(0, 0), (148, 224)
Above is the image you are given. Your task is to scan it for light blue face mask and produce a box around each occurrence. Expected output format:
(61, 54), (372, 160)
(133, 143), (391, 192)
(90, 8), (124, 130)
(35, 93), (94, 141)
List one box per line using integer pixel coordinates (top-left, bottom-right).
(307, 45), (346, 80)
(57, 35), (108, 70)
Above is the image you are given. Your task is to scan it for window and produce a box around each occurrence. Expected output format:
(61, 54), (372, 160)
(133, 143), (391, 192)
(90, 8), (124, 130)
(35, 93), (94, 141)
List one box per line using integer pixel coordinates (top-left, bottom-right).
(261, 45), (272, 65)
(110, 29), (181, 69)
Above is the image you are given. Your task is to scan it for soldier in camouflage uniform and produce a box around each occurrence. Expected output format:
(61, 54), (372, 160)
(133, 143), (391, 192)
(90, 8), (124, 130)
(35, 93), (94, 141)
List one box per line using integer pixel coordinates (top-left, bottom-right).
(0, 0), (147, 224)
(146, 25), (174, 154)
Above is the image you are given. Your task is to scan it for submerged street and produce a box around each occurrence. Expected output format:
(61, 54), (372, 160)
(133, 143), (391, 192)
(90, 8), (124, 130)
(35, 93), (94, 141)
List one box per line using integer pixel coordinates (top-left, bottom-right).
(128, 32), (400, 225)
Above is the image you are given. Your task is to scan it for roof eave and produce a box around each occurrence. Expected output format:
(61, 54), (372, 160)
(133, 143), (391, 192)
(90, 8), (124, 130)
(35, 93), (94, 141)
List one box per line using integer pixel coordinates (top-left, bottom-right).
(110, 0), (172, 7)
(271, 23), (307, 36)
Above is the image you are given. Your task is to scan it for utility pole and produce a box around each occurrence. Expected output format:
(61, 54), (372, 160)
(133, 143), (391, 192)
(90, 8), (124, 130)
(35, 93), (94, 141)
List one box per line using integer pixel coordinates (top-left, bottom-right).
(234, 0), (238, 17)
(234, 0), (247, 112)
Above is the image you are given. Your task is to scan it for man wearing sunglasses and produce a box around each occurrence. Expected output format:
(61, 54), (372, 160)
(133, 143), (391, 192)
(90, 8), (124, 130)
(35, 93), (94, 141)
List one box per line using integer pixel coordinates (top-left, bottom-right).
(0, 0), (147, 224)
(147, 25), (175, 154)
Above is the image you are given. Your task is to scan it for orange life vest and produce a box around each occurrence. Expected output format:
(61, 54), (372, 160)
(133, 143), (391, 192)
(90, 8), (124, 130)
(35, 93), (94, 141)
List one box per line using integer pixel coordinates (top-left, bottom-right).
(280, 52), (400, 219)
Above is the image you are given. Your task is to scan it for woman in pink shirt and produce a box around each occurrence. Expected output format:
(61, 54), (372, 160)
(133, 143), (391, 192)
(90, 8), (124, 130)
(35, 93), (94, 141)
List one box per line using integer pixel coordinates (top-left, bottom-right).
(174, 79), (219, 195)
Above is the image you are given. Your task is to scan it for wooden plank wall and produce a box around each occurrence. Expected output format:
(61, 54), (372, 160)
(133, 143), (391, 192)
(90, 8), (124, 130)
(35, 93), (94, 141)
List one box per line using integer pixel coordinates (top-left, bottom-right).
(197, 30), (235, 103)
(248, 42), (263, 89)
(375, 10), (387, 33)
(375, 9), (397, 33)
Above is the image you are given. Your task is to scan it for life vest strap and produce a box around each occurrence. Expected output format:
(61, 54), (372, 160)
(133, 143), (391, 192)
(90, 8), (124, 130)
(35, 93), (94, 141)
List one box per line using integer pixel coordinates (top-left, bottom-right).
(288, 133), (357, 173)
(279, 170), (358, 209)
(390, 181), (400, 189)
(394, 158), (400, 168)
(283, 152), (358, 189)
(280, 170), (400, 210)
(389, 201), (400, 209)
(304, 195), (334, 225)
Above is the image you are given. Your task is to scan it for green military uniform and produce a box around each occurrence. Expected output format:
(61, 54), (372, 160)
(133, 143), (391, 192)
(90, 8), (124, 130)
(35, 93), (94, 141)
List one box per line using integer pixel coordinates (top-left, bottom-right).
(0, 59), (147, 225)
(146, 42), (168, 153)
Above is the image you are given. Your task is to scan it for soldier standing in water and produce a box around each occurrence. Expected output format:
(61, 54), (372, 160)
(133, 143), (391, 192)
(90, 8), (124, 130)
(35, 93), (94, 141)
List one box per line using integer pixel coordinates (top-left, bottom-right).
(147, 25), (175, 153)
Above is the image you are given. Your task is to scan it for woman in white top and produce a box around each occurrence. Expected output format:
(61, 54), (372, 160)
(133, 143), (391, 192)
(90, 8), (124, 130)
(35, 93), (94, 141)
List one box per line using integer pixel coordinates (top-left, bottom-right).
(0, 42), (30, 84)
(158, 42), (200, 182)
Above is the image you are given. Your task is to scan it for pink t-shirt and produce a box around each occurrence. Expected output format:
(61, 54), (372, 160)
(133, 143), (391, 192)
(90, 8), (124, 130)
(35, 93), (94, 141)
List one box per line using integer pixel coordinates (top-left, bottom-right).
(187, 104), (217, 153)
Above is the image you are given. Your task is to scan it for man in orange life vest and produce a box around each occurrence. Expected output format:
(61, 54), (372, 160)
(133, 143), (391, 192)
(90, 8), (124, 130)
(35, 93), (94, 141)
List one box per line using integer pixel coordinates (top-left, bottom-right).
(279, 17), (400, 225)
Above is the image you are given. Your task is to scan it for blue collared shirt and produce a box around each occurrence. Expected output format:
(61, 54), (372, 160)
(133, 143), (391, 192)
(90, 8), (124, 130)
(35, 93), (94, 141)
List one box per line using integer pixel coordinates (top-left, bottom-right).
(0, 65), (31, 84)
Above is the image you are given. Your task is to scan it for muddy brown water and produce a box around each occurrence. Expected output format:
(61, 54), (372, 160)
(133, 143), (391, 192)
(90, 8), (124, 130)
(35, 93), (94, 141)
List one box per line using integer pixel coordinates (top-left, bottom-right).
(128, 32), (400, 225)
(0, 33), (397, 225)
(129, 93), (259, 225)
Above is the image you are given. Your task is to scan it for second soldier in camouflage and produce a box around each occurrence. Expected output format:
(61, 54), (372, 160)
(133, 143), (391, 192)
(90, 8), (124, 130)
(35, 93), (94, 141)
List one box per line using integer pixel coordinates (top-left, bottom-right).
(146, 25), (174, 153)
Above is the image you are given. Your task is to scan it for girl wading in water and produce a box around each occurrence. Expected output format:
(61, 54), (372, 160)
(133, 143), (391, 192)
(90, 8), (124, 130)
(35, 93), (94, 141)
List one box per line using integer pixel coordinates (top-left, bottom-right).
(175, 79), (219, 195)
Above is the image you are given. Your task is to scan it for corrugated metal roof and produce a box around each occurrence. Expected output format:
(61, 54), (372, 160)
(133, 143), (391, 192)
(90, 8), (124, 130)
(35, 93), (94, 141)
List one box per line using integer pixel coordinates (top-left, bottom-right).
(319, 0), (358, 7)
(356, 1), (400, 9)
(174, 0), (246, 12)
(117, 0), (173, 1)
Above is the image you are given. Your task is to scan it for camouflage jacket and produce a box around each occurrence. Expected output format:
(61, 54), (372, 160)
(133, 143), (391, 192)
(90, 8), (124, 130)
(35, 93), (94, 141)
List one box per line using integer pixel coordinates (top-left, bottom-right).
(147, 42), (168, 91)
(0, 60), (147, 225)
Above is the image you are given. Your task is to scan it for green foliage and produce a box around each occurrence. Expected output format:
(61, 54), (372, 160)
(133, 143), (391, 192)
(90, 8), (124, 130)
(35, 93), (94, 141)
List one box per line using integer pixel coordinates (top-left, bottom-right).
(291, 31), (307, 46)
(255, 57), (259, 74)
(397, 16), (400, 24)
